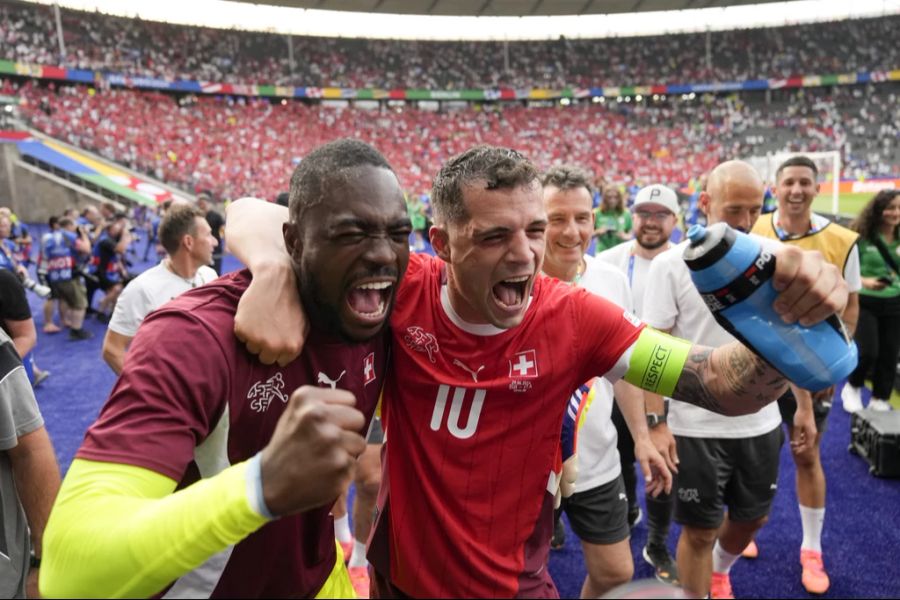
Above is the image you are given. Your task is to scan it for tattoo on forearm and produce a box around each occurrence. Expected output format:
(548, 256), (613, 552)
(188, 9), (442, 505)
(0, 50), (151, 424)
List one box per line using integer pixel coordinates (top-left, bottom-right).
(673, 345), (786, 416)
(672, 349), (724, 413)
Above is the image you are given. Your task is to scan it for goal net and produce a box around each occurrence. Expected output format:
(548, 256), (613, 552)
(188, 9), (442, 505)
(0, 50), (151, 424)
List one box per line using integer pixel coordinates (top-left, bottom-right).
(745, 151), (841, 215)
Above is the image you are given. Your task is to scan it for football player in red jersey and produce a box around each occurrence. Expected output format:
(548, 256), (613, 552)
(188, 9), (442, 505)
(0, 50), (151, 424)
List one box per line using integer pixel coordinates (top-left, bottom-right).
(227, 145), (848, 599)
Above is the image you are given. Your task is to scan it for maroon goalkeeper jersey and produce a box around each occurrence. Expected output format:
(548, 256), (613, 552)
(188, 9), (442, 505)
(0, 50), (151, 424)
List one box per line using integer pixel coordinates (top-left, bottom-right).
(79, 269), (388, 598)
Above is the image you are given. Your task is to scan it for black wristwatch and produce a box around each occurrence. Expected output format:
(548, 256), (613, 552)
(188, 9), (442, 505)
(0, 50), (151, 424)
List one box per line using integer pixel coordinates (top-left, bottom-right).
(646, 399), (669, 429)
(30, 552), (40, 569)
(646, 412), (667, 428)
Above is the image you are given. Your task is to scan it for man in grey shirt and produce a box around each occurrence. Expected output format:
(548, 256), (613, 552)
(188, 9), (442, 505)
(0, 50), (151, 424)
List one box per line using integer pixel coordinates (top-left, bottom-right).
(0, 329), (60, 597)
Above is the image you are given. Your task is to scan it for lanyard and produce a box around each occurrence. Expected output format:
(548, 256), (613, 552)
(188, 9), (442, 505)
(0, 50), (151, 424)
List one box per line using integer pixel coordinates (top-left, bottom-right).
(773, 211), (822, 241)
(627, 253), (635, 287)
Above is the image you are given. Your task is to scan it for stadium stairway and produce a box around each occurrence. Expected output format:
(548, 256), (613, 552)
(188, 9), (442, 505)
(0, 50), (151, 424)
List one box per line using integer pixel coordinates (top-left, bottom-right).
(0, 127), (192, 222)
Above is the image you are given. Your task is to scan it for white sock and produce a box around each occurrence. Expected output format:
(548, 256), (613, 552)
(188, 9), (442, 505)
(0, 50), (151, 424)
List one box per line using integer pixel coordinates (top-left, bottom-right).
(799, 505), (825, 553)
(712, 540), (742, 575)
(348, 539), (369, 568)
(334, 514), (352, 543)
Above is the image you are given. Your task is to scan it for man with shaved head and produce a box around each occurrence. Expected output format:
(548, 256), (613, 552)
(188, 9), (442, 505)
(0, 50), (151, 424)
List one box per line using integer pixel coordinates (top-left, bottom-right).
(642, 160), (807, 599)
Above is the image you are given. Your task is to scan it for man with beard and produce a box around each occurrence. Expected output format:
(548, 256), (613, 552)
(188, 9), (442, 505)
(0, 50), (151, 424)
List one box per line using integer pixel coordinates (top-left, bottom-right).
(40, 139), (411, 598)
(597, 184), (682, 585)
(226, 146), (848, 599)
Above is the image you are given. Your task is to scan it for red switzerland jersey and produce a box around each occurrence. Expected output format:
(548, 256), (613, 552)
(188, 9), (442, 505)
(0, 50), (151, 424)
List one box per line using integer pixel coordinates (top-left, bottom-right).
(369, 253), (643, 598)
(78, 270), (388, 598)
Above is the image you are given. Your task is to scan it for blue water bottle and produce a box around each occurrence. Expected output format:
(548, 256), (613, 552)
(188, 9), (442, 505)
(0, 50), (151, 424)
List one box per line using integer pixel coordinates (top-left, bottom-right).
(683, 223), (857, 391)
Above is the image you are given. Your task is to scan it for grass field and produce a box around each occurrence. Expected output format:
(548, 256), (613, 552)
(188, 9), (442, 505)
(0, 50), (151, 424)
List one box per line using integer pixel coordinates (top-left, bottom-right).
(812, 192), (870, 218)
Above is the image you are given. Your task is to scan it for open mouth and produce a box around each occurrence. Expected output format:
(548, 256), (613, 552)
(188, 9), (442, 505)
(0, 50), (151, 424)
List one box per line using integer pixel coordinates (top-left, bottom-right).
(492, 275), (530, 310)
(556, 241), (581, 250)
(346, 280), (393, 323)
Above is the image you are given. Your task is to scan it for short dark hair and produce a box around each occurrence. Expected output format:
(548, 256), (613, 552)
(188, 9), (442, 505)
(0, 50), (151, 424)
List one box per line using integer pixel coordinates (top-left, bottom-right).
(432, 145), (538, 224)
(275, 192), (290, 207)
(58, 217), (73, 228)
(776, 155), (818, 181)
(541, 165), (595, 196)
(288, 139), (394, 223)
(48, 215), (59, 228)
(159, 204), (204, 255)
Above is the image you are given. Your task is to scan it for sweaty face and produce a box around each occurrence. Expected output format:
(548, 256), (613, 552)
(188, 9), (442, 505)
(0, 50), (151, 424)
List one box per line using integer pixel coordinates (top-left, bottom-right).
(543, 185), (593, 279)
(776, 165), (819, 220)
(443, 180), (546, 329)
(289, 166), (411, 343)
(189, 216), (218, 266)
(632, 204), (676, 250)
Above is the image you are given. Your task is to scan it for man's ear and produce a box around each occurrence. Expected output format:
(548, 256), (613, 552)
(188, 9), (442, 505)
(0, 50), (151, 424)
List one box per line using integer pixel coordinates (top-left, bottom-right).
(283, 222), (302, 261)
(429, 225), (451, 262)
(699, 191), (712, 218)
(182, 234), (194, 253)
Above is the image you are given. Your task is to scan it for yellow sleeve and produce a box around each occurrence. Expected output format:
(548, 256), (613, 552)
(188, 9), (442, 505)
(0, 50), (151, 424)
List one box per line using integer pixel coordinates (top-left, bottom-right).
(41, 458), (269, 599)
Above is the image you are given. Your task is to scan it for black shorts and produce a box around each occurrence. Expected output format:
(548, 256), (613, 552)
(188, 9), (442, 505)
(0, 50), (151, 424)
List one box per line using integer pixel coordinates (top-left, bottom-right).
(778, 388), (830, 433)
(674, 427), (783, 529)
(562, 475), (630, 545)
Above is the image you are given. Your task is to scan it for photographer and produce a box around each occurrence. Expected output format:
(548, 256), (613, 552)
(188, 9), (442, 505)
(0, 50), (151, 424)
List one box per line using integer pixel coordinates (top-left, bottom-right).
(87, 213), (132, 322)
(0, 214), (50, 300)
(43, 218), (93, 340)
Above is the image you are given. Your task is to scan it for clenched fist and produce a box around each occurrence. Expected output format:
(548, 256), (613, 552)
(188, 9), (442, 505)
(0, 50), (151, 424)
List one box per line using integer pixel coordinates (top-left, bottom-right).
(260, 386), (367, 516)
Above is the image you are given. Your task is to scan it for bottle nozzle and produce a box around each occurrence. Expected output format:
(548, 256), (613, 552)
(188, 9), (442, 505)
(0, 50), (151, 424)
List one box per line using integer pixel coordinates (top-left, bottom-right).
(687, 224), (707, 246)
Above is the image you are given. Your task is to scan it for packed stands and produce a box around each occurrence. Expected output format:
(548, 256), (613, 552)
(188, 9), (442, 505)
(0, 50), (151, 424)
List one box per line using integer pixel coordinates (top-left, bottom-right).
(1, 1), (899, 89)
(10, 79), (896, 201)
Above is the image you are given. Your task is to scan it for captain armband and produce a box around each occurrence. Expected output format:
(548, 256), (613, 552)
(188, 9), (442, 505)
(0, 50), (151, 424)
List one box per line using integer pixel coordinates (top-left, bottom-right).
(622, 328), (692, 398)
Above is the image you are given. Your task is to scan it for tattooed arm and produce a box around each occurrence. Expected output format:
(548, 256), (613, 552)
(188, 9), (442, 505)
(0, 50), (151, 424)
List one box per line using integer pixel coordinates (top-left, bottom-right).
(671, 344), (787, 417)
(623, 328), (787, 418)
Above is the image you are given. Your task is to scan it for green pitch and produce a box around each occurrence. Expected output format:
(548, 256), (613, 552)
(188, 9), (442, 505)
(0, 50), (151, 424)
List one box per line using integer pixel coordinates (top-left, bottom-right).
(690, 192), (868, 227)
(812, 192), (870, 218)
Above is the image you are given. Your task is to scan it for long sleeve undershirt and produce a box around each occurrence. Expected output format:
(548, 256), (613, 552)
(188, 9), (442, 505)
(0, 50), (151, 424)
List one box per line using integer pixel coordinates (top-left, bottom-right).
(40, 458), (269, 599)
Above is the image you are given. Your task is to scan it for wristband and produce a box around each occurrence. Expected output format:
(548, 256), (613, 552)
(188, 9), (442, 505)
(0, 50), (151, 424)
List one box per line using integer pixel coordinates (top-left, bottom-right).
(246, 453), (276, 520)
(30, 552), (40, 569)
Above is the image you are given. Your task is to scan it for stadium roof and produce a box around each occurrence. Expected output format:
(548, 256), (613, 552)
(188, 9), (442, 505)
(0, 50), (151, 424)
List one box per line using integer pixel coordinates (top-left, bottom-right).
(227, 0), (804, 16)
(37, 0), (899, 40)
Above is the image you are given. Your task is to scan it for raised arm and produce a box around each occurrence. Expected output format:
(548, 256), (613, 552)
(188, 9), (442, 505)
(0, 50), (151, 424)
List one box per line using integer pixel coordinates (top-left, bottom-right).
(624, 244), (849, 416)
(41, 387), (366, 599)
(226, 198), (305, 366)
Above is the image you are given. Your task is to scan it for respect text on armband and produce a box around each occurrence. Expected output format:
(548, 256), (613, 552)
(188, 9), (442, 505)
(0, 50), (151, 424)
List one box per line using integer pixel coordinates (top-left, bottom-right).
(640, 344), (671, 393)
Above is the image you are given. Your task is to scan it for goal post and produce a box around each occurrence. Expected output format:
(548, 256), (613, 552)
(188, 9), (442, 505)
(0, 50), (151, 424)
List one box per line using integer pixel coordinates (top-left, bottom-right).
(745, 151), (841, 215)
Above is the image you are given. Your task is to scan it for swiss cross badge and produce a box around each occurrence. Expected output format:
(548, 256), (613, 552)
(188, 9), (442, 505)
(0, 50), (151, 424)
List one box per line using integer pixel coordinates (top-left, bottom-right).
(508, 349), (538, 379)
(363, 352), (376, 385)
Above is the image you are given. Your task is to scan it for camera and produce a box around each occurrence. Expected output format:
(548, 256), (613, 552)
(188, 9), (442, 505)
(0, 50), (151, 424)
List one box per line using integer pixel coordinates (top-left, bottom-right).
(21, 274), (52, 299)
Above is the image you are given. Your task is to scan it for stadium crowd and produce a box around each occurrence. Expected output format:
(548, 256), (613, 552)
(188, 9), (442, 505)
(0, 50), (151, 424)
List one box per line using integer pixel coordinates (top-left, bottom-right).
(0, 5), (897, 599)
(11, 79), (899, 202)
(0, 0), (899, 89)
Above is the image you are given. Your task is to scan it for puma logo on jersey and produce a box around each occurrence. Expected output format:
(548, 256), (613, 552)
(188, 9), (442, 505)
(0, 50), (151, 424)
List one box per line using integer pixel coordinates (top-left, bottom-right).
(248, 373), (289, 413)
(317, 370), (346, 389)
(453, 359), (485, 382)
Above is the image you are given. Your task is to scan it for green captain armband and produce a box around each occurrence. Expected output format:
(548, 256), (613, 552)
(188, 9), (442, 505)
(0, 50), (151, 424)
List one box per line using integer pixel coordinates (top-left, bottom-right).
(622, 327), (692, 397)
